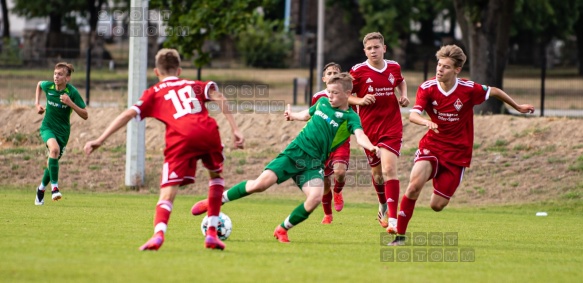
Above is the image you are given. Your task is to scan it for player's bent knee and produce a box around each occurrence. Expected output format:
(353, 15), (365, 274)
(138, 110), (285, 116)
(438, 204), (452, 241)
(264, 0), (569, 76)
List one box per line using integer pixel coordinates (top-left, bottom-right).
(430, 202), (447, 212)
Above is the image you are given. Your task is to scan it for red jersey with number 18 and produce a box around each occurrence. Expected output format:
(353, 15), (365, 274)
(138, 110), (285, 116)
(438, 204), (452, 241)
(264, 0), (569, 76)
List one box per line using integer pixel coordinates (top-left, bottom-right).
(131, 76), (220, 156)
(411, 78), (490, 167)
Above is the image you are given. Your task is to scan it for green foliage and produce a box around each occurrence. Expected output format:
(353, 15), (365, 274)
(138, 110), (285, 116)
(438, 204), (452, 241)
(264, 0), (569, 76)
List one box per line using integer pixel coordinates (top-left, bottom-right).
(236, 17), (292, 68)
(150, 0), (275, 67)
(512, 0), (582, 42)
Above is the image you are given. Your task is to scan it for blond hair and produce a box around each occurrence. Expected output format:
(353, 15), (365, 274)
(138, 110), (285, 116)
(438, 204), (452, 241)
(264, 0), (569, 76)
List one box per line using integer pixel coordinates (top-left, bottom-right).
(327, 72), (354, 93)
(55, 62), (74, 76)
(362, 32), (384, 46)
(155, 48), (181, 75)
(436, 45), (467, 68)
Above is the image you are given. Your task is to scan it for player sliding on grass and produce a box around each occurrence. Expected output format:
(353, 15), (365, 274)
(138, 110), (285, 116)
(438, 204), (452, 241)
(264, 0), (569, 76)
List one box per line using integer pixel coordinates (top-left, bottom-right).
(192, 73), (379, 243)
(34, 62), (88, 205)
(84, 48), (244, 251)
(389, 44), (535, 245)
(311, 62), (351, 224)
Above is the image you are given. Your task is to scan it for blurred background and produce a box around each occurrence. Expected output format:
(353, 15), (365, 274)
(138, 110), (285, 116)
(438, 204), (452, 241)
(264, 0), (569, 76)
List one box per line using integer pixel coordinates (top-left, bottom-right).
(1, 0), (582, 116)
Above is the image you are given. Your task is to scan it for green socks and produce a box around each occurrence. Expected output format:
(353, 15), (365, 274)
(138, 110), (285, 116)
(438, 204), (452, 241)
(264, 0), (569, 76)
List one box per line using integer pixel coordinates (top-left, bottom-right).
(281, 203), (311, 229)
(41, 168), (50, 188)
(225, 180), (249, 202)
(48, 157), (59, 186)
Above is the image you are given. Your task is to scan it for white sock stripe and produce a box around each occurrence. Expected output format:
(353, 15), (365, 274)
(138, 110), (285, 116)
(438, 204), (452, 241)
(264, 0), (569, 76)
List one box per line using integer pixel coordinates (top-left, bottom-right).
(209, 178), (225, 187)
(221, 192), (230, 203)
(157, 200), (173, 211)
(283, 217), (294, 229)
(208, 216), (219, 228)
(154, 223), (167, 234)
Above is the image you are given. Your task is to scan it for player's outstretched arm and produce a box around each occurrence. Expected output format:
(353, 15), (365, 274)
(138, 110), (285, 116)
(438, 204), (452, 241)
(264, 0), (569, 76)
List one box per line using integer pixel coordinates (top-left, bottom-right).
(84, 108), (137, 155)
(209, 89), (244, 149)
(354, 129), (379, 156)
(410, 111), (439, 133)
(489, 87), (535, 114)
(284, 104), (310, 121)
(35, 81), (45, 115)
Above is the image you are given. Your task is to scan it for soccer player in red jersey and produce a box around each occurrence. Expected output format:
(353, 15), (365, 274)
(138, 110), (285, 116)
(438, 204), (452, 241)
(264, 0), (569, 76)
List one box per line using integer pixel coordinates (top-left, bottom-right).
(349, 32), (409, 230)
(84, 48), (244, 251)
(389, 45), (534, 245)
(311, 62), (351, 224)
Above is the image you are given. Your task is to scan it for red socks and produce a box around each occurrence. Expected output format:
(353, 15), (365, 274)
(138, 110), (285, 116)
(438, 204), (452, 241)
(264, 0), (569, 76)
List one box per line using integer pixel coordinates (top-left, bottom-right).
(384, 180), (400, 219)
(396, 195), (417, 235)
(322, 191), (333, 215)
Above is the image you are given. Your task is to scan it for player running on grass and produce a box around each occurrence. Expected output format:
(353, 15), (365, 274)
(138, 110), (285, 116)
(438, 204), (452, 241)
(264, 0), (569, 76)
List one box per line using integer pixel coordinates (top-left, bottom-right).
(389, 44), (535, 245)
(311, 62), (351, 224)
(349, 32), (409, 231)
(34, 62), (88, 205)
(191, 73), (379, 243)
(84, 48), (244, 251)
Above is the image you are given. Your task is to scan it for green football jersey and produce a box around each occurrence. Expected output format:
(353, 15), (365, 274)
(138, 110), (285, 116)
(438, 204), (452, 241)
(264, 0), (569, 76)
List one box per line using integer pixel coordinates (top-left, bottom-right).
(39, 81), (86, 137)
(291, 98), (362, 163)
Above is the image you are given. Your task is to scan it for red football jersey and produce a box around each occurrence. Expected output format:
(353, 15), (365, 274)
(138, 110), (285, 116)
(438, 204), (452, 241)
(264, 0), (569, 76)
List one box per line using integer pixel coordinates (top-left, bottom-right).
(350, 60), (405, 144)
(131, 77), (220, 154)
(412, 78), (490, 167)
(311, 89), (328, 106)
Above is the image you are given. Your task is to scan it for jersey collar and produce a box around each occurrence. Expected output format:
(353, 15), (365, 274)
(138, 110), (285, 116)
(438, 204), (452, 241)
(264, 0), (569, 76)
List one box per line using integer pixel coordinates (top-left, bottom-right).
(365, 60), (387, 73)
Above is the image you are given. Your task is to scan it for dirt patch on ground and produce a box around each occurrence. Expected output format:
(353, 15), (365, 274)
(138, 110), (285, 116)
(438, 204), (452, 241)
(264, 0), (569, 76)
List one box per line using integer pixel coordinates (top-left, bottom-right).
(1, 104), (582, 206)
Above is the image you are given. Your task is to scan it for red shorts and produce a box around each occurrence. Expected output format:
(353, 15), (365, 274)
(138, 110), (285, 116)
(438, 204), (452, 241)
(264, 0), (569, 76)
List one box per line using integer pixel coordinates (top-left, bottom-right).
(323, 141), (350, 177)
(364, 136), (402, 167)
(160, 128), (224, 188)
(414, 148), (465, 200)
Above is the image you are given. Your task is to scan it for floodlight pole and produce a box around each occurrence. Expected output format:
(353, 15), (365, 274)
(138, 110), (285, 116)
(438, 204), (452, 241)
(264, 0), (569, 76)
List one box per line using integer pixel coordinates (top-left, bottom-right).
(125, 0), (148, 187)
(316, 0), (324, 92)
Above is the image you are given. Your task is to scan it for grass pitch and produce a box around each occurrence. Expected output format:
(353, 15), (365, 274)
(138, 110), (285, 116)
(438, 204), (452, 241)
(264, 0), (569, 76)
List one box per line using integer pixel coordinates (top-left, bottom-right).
(1, 187), (582, 283)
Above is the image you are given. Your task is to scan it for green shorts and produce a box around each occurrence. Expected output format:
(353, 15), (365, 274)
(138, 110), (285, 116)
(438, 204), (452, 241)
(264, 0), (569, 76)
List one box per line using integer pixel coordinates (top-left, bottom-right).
(264, 143), (324, 190)
(40, 128), (68, 159)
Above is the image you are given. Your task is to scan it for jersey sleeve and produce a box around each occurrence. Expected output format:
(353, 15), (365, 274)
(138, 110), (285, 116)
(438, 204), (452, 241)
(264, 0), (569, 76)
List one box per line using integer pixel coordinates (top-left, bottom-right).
(349, 68), (362, 97)
(195, 81), (218, 103)
(69, 86), (86, 109)
(411, 85), (430, 114)
(393, 62), (405, 86)
(472, 82), (490, 106)
(40, 81), (51, 92)
(131, 88), (156, 121)
(347, 112), (363, 134)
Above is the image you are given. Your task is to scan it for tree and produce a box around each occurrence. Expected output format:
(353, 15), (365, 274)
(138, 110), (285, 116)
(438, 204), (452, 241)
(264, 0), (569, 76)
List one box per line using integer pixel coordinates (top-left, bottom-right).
(511, 0), (581, 67)
(149, 0), (273, 67)
(12, 0), (86, 56)
(1, 0), (9, 39)
(453, 0), (516, 114)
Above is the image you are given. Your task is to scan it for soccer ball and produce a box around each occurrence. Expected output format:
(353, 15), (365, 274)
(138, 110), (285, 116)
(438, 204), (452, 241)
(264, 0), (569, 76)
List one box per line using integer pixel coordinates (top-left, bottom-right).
(200, 212), (232, 240)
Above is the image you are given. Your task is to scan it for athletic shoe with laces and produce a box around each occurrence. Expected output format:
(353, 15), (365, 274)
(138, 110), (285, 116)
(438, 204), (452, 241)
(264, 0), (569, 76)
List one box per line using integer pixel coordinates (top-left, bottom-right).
(139, 233), (164, 251)
(321, 214), (333, 224)
(35, 188), (45, 205)
(388, 235), (406, 246)
(191, 199), (209, 216)
(333, 192), (344, 212)
(51, 188), (62, 201)
(273, 226), (290, 243)
(386, 218), (398, 235)
(204, 235), (226, 250)
(378, 203), (389, 228)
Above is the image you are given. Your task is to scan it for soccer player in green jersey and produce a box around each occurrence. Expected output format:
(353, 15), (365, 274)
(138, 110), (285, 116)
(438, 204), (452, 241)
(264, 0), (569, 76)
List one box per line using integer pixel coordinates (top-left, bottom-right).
(191, 73), (379, 243)
(34, 62), (88, 205)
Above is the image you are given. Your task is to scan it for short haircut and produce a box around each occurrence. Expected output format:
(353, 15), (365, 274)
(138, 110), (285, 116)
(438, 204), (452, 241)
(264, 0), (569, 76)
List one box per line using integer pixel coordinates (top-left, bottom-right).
(55, 62), (74, 76)
(155, 48), (181, 75)
(327, 72), (354, 93)
(322, 62), (341, 75)
(363, 32), (384, 46)
(436, 45), (467, 69)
